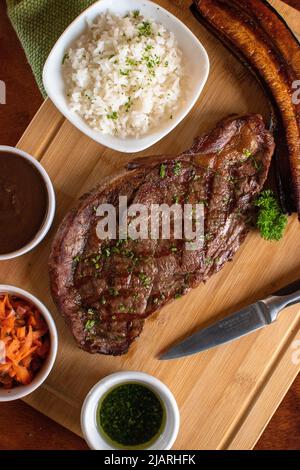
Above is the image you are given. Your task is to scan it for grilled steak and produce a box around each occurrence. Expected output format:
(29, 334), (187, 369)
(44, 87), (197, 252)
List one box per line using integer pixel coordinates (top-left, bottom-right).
(192, 0), (300, 216)
(49, 114), (274, 355)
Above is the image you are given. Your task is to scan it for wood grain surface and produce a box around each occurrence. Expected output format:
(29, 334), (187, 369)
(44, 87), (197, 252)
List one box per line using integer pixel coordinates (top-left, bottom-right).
(0, 0), (299, 450)
(282, 0), (300, 10)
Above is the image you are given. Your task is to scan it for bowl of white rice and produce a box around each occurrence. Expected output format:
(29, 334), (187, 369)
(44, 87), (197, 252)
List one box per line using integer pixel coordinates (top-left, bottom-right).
(43, 0), (209, 153)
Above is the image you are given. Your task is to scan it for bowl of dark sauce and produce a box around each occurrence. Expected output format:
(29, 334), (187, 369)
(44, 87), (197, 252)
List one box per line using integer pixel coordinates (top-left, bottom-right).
(0, 146), (55, 260)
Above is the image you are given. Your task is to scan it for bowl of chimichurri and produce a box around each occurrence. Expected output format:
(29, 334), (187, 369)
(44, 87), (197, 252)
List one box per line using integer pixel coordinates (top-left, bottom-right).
(81, 371), (180, 450)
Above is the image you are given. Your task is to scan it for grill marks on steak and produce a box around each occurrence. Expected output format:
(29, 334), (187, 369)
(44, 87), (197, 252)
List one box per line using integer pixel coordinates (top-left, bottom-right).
(49, 115), (274, 355)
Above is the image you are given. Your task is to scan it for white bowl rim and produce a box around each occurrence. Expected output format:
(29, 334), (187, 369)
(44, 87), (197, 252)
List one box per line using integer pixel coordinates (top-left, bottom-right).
(43, 0), (210, 153)
(81, 371), (180, 450)
(0, 285), (58, 402)
(0, 146), (56, 261)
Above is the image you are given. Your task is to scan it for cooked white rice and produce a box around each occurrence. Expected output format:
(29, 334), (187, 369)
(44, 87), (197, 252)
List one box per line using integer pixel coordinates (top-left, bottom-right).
(63, 11), (185, 139)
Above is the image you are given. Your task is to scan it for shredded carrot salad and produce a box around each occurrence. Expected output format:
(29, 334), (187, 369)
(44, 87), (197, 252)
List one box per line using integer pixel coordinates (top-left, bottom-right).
(0, 294), (50, 389)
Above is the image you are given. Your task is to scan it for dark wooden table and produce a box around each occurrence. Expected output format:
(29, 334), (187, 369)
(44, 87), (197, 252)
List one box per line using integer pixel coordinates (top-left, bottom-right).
(0, 1), (300, 450)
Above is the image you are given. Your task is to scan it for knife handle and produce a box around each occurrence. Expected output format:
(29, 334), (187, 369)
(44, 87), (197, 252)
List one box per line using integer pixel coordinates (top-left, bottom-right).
(262, 280), (300, 323)
(273, 279), (300, 297)
(270, 279), (300, 312)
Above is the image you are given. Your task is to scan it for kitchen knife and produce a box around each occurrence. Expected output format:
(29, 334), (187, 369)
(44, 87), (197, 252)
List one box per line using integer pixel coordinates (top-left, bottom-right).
(160, 279), (300, 360)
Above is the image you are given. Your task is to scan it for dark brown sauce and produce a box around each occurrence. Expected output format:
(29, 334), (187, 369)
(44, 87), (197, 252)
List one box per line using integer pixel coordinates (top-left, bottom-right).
(0, 152), (48, 255)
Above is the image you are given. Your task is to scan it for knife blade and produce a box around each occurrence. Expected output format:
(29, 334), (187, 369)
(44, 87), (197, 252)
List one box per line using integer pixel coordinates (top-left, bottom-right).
(160, 279), (300, 360)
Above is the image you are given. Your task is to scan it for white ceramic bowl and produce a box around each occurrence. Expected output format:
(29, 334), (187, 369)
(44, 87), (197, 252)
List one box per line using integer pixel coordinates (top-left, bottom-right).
(81, 371), (180, 450)
(0, 146), (56, 261)
(0, 285), (58, 402)
(43, 0), (210, 153)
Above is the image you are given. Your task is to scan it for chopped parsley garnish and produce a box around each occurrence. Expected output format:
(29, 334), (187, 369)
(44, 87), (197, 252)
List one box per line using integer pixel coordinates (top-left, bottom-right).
(126, 58), (139, 67)
(91, 255), (101, 264)
(125, 97), (132, 112)
(123, 249), (135, 260)
(174, 293), (182, 300)
(254, 190), (288, 241)
(199, 199), (208, 207)
(100, 297), (107, 306)
(139, 273), (151, 287)
(138, 21), (152, 37)
(62, 53), (69, 64)
(164, 61), (169, 67)
(103, 248), (111, 258)
(107, 112), (118, 120)
(85, 319), (96, 331)
(251, 157), (262, 171)
(205, 257), (213, 266)
(120, 69), (130, 76)
(173, 195), (179, 204)
(159, 163), (167, 179)
(87, 308), (97, 316)
(170, 246), (178, 253)
(173, 162), (182, 176)
(204, 233), (213, 242)
(222, 196), (231, 204)
(109, 288), (120, 297)
(227, 175), (238, 185)
(142, 53), (161, 77)
(119, 304), (126, 312)
(242, 148), (261, 171)
(116, 239), (127, 247)
(133, 10), (140, 18)
(72, 255), (80, 267)
(243, 148), (252, 158)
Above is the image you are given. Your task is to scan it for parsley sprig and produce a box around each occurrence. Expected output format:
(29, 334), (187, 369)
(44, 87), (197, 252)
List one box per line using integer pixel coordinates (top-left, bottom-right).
(255, 190), (288, 241)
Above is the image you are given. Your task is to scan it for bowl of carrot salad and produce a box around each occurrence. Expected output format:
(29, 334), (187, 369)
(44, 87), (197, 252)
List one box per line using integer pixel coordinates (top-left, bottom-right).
(0, 286), (58, 401)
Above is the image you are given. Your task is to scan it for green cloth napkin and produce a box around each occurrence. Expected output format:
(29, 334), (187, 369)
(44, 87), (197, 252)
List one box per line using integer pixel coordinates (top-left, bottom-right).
(7, 0), (97, 97)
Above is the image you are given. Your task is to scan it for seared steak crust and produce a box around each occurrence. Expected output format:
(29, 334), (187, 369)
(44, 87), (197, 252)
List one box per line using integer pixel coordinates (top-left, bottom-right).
(49, 115), (274, 355)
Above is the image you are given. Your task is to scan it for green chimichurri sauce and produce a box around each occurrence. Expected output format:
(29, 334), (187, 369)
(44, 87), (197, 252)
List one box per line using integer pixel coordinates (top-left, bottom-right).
(97, 383), (166, 449)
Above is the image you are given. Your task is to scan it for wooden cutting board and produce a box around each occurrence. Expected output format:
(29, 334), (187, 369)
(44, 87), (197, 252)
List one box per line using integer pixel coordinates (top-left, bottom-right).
(1, 0), (300, 450)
